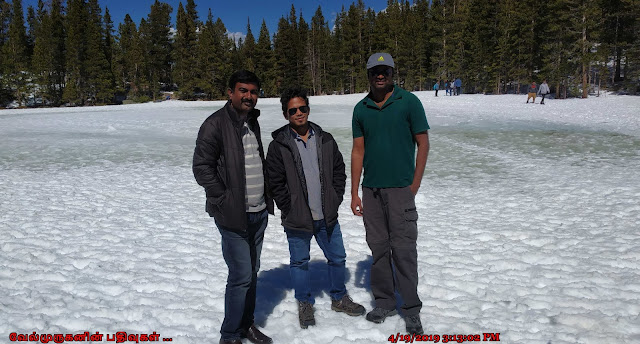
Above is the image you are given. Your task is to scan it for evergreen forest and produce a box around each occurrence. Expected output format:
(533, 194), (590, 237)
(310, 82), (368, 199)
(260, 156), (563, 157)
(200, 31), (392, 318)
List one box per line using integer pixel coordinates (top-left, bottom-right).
(1, 0), (639, 107)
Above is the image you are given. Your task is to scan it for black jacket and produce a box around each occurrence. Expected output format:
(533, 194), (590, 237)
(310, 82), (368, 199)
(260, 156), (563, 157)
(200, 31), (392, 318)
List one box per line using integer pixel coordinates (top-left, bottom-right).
(266, 122), (346, 233)
(193, 101), (274, 232)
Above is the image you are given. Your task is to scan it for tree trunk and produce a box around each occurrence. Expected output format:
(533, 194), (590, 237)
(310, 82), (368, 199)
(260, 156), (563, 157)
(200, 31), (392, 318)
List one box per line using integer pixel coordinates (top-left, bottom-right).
(582, 13), (588, 98)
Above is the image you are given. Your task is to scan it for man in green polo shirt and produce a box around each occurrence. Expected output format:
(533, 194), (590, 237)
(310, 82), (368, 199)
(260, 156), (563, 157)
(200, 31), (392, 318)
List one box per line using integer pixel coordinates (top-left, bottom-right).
(350, 52), (430, 335)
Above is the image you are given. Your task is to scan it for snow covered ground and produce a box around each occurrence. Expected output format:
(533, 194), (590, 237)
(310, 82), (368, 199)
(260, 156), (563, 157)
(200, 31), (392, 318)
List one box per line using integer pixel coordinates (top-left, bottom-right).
(1, 92), (639, 344)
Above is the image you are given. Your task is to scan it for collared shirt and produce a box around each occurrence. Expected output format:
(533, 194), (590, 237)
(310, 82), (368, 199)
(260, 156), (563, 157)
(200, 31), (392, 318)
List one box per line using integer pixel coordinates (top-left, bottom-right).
(291, 127), (323, 220)
(352, 85), (430, 188)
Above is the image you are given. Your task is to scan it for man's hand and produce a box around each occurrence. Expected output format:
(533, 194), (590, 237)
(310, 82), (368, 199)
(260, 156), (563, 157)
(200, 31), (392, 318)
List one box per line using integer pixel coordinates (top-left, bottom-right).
(351, 195), (364, 216)
(410, 183), (420, 195)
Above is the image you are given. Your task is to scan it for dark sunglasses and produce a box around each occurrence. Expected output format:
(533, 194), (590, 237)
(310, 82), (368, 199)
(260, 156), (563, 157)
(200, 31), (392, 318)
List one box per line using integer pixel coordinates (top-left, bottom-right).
(287, 106), (310, 116)
(368, 67), (392, 77)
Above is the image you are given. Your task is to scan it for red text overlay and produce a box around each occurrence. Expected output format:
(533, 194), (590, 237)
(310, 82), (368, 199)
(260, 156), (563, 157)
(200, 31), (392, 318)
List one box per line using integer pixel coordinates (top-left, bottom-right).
(9, 331), (174, 343)
(388, 333), (501, 343)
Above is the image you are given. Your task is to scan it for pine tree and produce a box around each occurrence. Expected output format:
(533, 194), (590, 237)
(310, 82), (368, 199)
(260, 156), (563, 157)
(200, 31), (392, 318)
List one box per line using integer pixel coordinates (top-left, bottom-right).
(115, 14), (145, 97)
(213, 17), (234, 95)
(464, 0), (500, 93)
(195, 9), (215, 99)
(173, 0), (199, 99)
(0, 0), (10, 47)
(230, 37), (242, 72)
(32, 0), (52, 104)
(85, 0), (115, 104)
(254, 19), (276, 96)
(309, 6), (330, 95)
(568, 0), (602, 98)
(541, 0), (579, 98)
(329, 6), (348, 94)
(273, 6), (302, 93)
(600, 0), (637, 87)
(298, 12), (311, 91)
(3, 0), (32, 105)
(31, 0), (64, 105)
(63, 0), (88, 105)
(408, 0), (430, 91)
(429, 0), (448, 81)
(619, 0), (639, 93)
(381, 0), (403, 85)
(196, 10), (232, 99)
(104, 7), (117, 97)
(341, 1), (367, 93)
(143, 0), (173, 100)
(25, 3), (37, 58)
(241, 18), (256, 72)
(0, 0), (11, 105)
(494, 0), (517, 94)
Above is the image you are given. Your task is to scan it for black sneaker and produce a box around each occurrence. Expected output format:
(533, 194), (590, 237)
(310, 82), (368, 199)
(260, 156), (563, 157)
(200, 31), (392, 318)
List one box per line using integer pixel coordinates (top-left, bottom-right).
(405, 315), (424, 335)
(331, 295), (366, 316)
(365, 307), (398, 323)
(298, 301), (316, 329)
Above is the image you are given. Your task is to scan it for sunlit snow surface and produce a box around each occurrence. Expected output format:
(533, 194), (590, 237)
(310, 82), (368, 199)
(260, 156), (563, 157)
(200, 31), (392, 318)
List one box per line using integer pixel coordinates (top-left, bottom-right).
(1, 93), (639, 344)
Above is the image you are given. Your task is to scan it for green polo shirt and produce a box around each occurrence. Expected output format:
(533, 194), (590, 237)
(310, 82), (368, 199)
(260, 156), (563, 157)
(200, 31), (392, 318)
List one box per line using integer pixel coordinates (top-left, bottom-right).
(352, 86), (429, 188)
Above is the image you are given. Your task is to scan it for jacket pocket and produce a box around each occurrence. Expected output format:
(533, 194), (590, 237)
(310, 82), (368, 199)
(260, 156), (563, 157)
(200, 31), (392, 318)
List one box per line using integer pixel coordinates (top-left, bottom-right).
(207, 188), (230, 210)
(325, 187), (340, 223)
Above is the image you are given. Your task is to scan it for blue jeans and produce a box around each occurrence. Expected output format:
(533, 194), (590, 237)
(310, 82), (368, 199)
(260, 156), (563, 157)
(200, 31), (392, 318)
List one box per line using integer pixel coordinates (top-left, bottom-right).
(216, 209), (268, 340)
(286, 220), (347, 304)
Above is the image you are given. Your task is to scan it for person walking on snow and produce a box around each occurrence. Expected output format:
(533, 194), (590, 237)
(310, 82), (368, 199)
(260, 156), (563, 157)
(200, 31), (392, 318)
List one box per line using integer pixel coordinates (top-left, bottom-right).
(526, 82), (537, 103)
(538, 80), (550, 105)
(433, 81), (439, 97)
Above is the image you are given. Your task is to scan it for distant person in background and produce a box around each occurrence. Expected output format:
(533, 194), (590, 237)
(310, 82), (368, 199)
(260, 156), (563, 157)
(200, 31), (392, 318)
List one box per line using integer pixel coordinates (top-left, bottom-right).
(433, 81), (439, 97)
(454, 78), (462, 96)
(538, 80), (550, 105)
(527, 82), (537, 103)
(444, 80), (450, 96)
(193, 70), (274, 344)
(351, 52), (430, 335)
(266, 87), (365, 330)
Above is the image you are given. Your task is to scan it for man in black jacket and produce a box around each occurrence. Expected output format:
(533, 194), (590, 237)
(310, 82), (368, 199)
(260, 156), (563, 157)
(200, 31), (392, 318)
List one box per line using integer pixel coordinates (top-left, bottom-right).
(266, 87), (365, 330)
(193, 70), (274, 344)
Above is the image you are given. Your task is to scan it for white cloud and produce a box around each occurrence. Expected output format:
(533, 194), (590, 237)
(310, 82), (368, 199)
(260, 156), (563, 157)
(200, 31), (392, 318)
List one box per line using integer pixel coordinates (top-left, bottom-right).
(227, 31), (246, 45)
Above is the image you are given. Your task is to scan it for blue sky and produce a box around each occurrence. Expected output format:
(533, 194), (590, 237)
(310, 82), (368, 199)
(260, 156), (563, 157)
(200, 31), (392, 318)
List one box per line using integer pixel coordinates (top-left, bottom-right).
(22, 0), (389, 39)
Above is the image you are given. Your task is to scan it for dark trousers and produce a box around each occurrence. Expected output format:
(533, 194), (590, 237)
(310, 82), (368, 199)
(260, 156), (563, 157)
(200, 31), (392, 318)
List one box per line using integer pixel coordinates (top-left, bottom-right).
(435, 90), (438, 97)
(362, 186), (422, 316)
(540, 94), (546, 104)
(216, 209), (268, 340)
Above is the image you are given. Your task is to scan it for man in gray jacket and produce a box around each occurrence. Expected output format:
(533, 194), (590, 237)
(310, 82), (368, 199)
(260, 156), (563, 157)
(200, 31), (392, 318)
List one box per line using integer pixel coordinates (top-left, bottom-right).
(538, 80), (550, 105)
(266, 87), (365, 329)
(193, 70), (274, 344)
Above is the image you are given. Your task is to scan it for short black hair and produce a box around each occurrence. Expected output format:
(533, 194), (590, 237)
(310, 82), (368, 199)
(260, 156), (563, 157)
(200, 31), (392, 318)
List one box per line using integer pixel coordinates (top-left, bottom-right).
(228, 70), (261, 91)
(280, 87), (309, 114)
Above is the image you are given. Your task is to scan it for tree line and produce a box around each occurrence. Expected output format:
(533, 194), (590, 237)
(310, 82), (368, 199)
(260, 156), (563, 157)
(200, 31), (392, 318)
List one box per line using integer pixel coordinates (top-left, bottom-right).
(1, 0), (639, 107)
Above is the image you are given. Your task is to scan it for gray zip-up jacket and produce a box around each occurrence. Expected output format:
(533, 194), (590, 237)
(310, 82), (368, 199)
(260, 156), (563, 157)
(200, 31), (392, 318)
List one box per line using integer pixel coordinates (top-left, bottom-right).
(266, 122), (346, 233)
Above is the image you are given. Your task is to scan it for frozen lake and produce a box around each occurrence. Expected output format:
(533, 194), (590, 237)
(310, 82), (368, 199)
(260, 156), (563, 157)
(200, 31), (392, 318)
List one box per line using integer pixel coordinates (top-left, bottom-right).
(1, 92), (639, 343)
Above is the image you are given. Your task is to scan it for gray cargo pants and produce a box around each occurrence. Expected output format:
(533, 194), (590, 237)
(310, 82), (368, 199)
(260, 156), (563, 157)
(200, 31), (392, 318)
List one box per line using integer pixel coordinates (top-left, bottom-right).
(363, 186), (422, 316)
